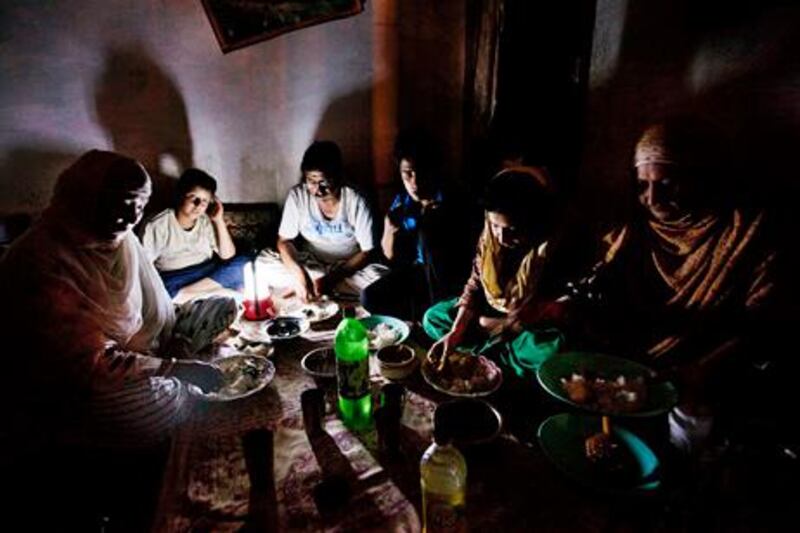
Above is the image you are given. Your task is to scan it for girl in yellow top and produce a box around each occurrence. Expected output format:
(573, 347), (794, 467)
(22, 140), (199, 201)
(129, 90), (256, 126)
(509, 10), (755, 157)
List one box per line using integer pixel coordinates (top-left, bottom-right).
(423, 167), (564, 379)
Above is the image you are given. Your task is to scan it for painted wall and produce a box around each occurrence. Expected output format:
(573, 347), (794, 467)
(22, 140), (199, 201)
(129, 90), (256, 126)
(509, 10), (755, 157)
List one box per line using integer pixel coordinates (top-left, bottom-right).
(0, 0), (464, 216)
(580, 0), (800, 223)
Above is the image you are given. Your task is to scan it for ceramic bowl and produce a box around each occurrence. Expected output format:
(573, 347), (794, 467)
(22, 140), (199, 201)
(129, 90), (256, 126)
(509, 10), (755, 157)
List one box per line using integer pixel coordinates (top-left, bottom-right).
(433, 398), (503, 447)
(264, 315), (309, 341)
(301, 347), (337, 380)
(376, 344), (418, 380)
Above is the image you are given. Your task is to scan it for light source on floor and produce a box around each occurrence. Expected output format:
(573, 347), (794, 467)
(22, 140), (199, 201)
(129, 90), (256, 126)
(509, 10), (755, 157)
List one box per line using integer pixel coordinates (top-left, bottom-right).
(242, 260), (276, 321)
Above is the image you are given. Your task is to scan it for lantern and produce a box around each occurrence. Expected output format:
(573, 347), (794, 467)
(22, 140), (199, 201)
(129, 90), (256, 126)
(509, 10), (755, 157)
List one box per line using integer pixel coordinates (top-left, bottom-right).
(242, 260), (276, 321)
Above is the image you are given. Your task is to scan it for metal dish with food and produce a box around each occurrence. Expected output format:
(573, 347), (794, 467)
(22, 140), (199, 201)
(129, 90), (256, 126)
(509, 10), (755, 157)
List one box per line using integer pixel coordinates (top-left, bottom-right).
(421, 351), (503, 397)
(188, 354), (275, 402)
(358, 315), (410, 350)
(537, 413), (661, 493)
(537, 352), (678, 417)
(376, 344), (418, 381)
(301, 346), (337, 379)
(434, 398), (503, 447)
(264, 316), (310, 341)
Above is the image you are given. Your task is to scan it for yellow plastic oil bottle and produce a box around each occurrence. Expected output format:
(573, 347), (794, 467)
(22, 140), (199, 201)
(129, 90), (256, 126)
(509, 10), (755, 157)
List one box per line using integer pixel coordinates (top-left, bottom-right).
(420, 424), (467, 532)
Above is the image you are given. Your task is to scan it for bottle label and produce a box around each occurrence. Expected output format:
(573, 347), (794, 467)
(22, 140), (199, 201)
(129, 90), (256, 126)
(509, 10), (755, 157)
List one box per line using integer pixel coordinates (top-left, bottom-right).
(337, 358), (369, 399)
(424, 492), (466, 532)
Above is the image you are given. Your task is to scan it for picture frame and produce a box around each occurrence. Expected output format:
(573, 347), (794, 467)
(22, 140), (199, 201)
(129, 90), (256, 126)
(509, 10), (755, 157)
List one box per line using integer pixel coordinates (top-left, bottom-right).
(201, 0), (365, 54)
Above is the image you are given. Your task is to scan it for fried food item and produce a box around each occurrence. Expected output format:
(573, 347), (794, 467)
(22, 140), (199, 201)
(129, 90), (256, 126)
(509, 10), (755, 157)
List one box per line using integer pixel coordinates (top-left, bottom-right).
(562, 374), (593, 404)
(560, 373), (648, 413)
(585, 432), (615, 462)
(425, 351), (501, 394)
(582, 416), (641, 487)
(448, 352), (478, 379)
(368, 323), (399, 350)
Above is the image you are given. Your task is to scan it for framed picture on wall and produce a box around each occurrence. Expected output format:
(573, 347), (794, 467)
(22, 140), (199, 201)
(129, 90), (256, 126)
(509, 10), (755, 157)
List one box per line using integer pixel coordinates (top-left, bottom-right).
(201, 0), (365, 54)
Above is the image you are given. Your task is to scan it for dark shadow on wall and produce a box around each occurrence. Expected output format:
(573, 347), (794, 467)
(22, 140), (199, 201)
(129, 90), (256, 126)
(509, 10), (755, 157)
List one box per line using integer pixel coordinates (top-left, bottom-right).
(312, 86), (381, 245)
(580, 0), (800, 231)
(93, 44), (194, 219)
(312, 86), (375, 202)
(578, 0), (697, 227)
(491, 0), (595, 196)
(687, 4), (800, 283)
(396, 0), (465, 188)
(0, 147), (80, 216)
(687, 6), (800, 212)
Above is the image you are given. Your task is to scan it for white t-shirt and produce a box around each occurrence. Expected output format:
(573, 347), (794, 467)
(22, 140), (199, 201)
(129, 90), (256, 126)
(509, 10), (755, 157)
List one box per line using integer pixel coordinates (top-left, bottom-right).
(141, 209), (218, 272)
(278, 185), (374, 264)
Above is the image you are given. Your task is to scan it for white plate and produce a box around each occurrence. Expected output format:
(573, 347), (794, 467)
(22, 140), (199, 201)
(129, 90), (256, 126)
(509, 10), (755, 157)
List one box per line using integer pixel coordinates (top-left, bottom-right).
(421, 355), (503, 398)
(285, 298), (340, 324)
(189, 354), (275, 402)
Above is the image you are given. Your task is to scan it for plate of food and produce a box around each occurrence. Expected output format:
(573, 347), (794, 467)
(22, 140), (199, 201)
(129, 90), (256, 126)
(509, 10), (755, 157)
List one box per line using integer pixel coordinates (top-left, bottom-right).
(264, 316), (310, 341)
(421, 351), (503, 397)
(285, 297), (340, 323)
(358, 315), (410, 351)
(189, 354), (275, 402)
(537, 413), (661, 493)
(537, 352), (678, 417)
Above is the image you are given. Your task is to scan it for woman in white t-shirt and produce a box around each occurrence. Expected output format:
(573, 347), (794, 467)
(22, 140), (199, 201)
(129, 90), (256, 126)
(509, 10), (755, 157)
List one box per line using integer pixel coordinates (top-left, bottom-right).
(275, 141), (386, 301)
(142, 169), (247, 300)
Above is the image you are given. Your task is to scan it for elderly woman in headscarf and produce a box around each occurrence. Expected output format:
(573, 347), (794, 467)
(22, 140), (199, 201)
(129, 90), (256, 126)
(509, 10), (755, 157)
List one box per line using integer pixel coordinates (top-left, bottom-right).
(0, 150), (237, 452)
(572, 118), (782, 453)
(423, 167), (565, 379)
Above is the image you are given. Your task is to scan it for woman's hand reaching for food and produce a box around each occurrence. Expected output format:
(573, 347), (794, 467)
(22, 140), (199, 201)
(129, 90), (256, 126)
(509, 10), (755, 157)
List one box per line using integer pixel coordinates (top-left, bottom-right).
(171, 360), (224, 392)
(428, 306), (475, 371)
(313, 274), (335, 298)
(427, 329), (464, 372)
(426, 340), (448, 372)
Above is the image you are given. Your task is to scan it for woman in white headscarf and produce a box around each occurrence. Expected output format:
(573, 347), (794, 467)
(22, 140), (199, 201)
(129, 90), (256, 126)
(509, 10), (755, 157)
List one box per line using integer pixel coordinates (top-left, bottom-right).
(570, 120), (783, 454)
(0, 150), (236, 451)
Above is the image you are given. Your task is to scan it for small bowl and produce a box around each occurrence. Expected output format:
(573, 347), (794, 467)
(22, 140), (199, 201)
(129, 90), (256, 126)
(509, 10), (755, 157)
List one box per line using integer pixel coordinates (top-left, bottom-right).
(264, 316), (309, 341)
(376, 344), (418, 381)
(433, 398), (503, 447)
(301, 347), (336, 379)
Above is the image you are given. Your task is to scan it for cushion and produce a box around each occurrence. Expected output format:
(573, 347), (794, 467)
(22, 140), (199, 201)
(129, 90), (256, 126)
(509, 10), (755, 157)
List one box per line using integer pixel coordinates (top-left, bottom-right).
(223, 202), (280, 254)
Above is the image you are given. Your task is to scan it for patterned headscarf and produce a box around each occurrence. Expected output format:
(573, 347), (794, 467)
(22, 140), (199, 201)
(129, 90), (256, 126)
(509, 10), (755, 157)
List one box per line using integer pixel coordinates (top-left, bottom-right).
(634, 121), (704, 169)
(600, 122), (773, 359)
(635, 124), (676, 167)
